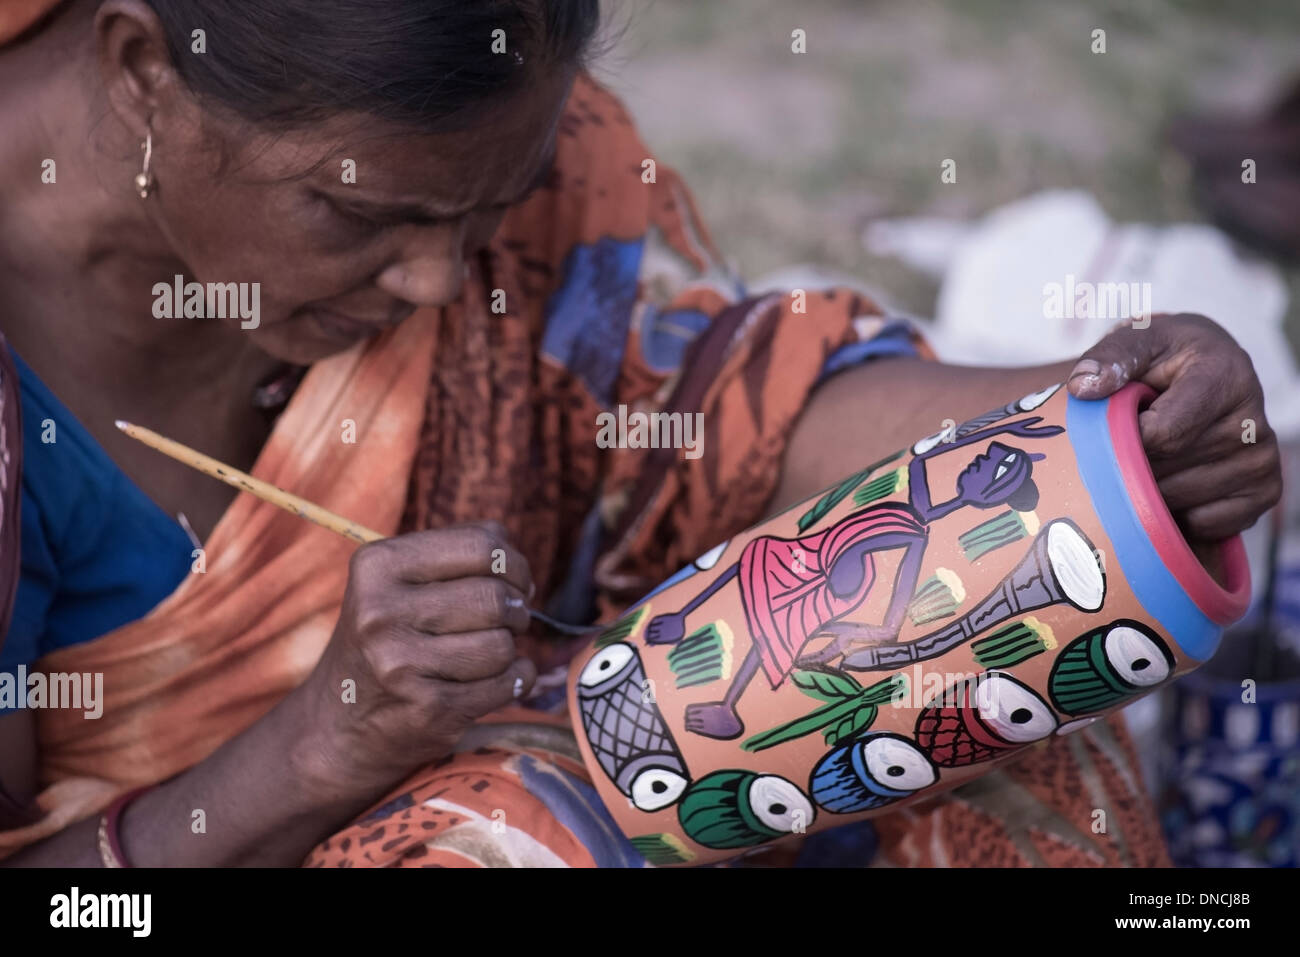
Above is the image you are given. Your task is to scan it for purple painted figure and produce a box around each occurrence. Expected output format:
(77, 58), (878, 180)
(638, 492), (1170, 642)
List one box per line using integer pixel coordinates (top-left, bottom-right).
(643, 415), (1064, 739)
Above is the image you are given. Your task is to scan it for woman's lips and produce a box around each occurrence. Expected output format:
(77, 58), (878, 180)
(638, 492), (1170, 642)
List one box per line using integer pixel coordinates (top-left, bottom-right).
(307, 307), (406, 341)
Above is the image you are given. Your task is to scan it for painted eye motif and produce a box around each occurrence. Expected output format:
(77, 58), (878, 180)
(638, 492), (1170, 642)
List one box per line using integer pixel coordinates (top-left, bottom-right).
(861, 735), (937, 792)
(679, 770), (816, 849)
(994, 452), (1017, 481)
(1104, 625), (1172, 687)
(693, 539), (730, 570)
(1017, 383), (1061, 411)
(811, 732), (938, 812)
(1049, 620), (1174, 715)
(579, 642), (634, 688)
(630, 767), (689, 811)
(975, 672), (1058, 743)
(747, 775), (814, 834)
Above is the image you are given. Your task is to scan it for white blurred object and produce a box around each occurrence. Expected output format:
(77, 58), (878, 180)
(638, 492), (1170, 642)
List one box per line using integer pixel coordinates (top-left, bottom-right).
(862, 217), (975, 280)
(865, 190), (1300, 440)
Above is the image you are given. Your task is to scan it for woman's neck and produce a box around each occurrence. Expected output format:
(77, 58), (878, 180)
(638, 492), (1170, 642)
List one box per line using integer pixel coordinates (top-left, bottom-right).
(0, 52), (283, 539)
(0, 47), (281, 414)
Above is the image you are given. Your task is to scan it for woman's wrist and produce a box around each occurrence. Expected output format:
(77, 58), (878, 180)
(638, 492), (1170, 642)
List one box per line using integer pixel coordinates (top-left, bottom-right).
(116, 690), (383, 867)
(277, 672), (404, 807)
(8, 659), (447, 867)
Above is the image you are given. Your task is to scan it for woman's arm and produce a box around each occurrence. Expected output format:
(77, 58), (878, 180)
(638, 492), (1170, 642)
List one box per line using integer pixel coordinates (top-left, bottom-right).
(2, 523), (540, 867)
(3, 693), (376, 867)
(773, 313), (1282, 542)
(774, 356), (1075, 511)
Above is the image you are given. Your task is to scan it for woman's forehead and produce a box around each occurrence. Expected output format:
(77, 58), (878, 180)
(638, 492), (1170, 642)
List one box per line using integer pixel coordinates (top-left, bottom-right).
(238, 70), (572, 202)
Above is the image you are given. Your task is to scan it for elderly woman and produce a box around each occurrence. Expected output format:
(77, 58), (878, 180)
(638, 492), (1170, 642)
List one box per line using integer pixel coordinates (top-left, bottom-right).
(0, 0), (1281, 867)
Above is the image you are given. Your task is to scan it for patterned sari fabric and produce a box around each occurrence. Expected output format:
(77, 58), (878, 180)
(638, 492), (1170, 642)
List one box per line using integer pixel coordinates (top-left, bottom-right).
(306, 710), (646, 868)
(0, 4), (1168, 866)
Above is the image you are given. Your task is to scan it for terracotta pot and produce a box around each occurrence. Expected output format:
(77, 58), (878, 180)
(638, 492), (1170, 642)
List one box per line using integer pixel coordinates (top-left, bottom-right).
(567, 382), (1251, 866)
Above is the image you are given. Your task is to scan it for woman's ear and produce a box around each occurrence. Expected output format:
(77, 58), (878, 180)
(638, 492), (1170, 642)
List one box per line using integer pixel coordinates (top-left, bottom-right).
(93, 0), (182, 141)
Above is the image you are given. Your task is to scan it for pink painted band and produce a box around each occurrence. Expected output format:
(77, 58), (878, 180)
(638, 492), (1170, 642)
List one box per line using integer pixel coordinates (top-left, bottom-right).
(1106, 383), (1250, 625)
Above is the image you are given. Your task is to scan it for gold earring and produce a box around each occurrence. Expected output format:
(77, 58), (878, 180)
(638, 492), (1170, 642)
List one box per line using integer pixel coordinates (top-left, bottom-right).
(135, 126), (154, 199)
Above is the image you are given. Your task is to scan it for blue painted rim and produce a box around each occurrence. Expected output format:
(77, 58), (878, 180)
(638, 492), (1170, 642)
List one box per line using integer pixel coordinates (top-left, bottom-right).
(1066, 394), (1221, 661)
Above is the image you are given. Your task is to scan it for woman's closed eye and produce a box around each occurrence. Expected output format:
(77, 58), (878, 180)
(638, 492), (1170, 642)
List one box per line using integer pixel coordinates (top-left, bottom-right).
(332, 202), (386, 232)
(309, 192), (384, 235)
(311, 191), (445, 234)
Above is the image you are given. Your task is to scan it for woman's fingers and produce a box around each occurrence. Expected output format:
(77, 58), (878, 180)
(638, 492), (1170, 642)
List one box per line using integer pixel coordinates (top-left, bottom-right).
(1067, 312), (1252, 410)
(1145, 410), (1268, 478)
(1181, 493), (1280, 543)
(1065, 312), (1281, 543)
(436, 656), (538, 716)
(1155, 443), (1282, 514)
(351, 521), (533, 596)
(403, 628), (520, 683)
(1067, 318), (1173, 399)
(399, 576), (532, 634)
(310, 521), (543, 791)
(1134, 361), (1236, 460)
(360, 628), (520, 686)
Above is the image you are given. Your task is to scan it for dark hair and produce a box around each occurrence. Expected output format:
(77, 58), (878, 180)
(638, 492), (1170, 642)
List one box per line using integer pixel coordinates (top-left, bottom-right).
(1005, 476), (1039, 512)
(144, 0), (601, 130)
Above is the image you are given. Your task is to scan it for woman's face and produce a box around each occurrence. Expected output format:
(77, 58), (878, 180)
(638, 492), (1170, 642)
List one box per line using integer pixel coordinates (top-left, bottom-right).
(143, 70), (573, 365)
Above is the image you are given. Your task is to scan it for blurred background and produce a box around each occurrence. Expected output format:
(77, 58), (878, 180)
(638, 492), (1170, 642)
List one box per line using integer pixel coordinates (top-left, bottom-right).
(598, 0), (1300, 867)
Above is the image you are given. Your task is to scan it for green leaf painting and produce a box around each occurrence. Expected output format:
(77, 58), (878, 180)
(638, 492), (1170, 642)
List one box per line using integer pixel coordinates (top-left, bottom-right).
(795, 449), (903, 532)
(743, 673), (905, 752)
(792, 668), (862, 701)
(824, 704), (878, 747)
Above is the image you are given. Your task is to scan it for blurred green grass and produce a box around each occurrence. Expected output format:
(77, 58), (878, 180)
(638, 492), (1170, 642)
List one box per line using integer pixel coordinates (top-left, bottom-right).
(596, 0), (1300, 352)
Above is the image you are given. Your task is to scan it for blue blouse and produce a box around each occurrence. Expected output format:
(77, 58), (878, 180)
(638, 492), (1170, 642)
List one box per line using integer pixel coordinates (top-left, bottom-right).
(0, 350), (193, 708)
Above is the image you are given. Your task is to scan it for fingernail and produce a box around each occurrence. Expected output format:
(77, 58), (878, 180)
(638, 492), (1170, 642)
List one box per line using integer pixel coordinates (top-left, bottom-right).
(506, 596), (525, 610)
(1069, 359), (1102, 392)
(512, 676), (524, 699)
(528, 582), (536, 602)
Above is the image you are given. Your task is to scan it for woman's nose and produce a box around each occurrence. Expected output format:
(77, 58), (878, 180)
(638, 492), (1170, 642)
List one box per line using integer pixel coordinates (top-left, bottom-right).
(375, 223), (468, 307)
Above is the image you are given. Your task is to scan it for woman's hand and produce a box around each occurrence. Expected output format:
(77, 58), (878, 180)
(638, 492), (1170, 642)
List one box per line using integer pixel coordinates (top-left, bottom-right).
(290, 521), (539, 799)
(1067, 312), (1283, 542)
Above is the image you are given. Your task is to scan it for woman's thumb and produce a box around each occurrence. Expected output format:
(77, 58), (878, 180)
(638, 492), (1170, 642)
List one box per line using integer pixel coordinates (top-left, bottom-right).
(1067, 322), (1155, 399)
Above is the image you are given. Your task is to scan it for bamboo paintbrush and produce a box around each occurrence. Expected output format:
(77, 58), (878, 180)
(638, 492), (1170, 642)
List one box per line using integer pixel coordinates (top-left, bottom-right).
(114, 420), (591, 636)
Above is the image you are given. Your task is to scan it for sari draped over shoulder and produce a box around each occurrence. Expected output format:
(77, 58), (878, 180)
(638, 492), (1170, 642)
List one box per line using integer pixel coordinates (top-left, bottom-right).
(0, 3), (1169, 866)
(0, 309), (436, 854)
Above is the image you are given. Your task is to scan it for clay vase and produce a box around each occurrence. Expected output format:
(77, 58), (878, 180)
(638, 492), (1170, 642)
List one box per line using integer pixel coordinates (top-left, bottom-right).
(566, 381), (1251, 866)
